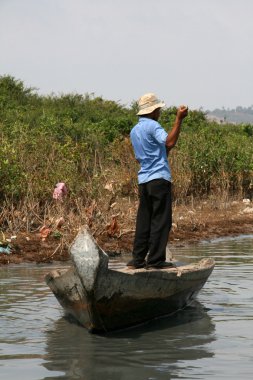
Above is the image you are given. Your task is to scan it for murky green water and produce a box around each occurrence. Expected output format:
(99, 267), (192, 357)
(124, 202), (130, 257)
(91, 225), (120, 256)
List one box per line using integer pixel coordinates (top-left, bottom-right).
(1, 235), (253, 379)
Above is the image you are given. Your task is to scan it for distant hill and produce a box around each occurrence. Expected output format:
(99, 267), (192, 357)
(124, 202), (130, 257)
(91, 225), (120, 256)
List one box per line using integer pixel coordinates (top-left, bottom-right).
(206, 106), (253, 124)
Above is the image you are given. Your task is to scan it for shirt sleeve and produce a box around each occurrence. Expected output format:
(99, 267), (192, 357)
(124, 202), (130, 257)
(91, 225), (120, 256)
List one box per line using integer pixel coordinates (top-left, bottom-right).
(151, 121), (168, 144)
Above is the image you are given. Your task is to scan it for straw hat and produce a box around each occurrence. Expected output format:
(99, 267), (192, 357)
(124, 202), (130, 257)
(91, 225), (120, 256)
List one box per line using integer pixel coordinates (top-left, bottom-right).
(137, 93), (165, 116)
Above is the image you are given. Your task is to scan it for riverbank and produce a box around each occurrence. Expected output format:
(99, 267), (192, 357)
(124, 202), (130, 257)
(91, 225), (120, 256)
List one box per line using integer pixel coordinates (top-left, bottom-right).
(0, 199), (252, 265)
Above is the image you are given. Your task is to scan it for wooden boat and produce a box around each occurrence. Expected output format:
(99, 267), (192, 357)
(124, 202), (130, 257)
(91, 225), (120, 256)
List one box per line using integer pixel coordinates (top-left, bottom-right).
(45, 228), (215, 333)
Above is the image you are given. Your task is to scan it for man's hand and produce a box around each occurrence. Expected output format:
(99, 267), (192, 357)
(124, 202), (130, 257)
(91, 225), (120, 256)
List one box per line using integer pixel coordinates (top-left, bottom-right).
(177, 105), (188, 121)
(165, 105), (188, 153)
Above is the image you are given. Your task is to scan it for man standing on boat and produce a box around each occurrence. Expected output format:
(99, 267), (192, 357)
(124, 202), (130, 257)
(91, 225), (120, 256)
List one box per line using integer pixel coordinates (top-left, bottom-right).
(127, 93), (188, 269)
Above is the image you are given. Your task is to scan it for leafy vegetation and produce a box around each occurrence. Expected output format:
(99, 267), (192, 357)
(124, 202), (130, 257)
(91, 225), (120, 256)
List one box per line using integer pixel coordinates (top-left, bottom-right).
(0, 75), (252, 231)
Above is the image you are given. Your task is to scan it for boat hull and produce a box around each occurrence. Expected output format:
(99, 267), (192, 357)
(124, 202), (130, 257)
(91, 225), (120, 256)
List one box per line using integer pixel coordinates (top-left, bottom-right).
(45, 229), (215, 333)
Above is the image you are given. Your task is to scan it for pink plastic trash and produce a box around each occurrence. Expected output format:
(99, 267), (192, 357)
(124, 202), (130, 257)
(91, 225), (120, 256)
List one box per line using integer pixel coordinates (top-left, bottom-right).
(53, 182), (67, 200)
(39, 225), (51, 241)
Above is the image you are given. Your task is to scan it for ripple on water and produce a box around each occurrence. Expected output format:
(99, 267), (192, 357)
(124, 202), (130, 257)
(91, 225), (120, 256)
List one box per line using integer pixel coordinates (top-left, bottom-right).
(0, 236), (253, 379)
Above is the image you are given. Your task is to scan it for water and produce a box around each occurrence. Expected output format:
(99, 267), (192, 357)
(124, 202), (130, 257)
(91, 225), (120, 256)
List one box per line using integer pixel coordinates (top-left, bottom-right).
(1, 236), (253, 380)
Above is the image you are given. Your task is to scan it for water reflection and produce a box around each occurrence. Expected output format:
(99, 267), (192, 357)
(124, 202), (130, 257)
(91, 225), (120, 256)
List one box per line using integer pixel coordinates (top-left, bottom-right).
(42, 302), (215, 380)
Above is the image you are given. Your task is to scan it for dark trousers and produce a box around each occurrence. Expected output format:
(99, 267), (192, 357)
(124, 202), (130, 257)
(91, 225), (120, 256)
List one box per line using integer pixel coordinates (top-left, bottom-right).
(132, 179), (172, 265)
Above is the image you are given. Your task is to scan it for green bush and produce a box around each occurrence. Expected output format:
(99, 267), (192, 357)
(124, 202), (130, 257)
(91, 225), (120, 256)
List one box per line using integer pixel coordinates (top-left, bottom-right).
(0, 75), (252, 206)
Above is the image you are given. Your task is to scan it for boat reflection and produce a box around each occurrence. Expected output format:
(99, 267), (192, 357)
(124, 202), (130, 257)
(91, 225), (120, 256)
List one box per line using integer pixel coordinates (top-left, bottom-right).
(42, 301), (215, 380)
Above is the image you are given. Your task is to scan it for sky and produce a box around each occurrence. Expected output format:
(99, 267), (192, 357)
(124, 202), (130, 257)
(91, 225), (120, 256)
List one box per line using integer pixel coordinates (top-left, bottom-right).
(0, 0), (252, 110)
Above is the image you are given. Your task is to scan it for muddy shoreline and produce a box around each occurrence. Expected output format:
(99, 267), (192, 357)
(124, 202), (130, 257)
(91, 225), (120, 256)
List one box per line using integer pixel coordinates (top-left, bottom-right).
(1, 201), (253, 266)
